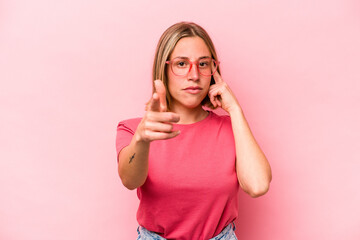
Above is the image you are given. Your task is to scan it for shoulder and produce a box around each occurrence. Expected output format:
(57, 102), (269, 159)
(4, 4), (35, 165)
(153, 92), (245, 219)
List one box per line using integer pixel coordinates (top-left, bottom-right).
(208, 111), (231, 124)
(117, 117), (142, 134)
(207, 111), (233, 134)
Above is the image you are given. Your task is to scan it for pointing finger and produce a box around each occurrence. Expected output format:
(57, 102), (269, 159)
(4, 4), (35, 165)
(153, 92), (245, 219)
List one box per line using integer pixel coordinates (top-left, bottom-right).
(149, 92), (161, 112)
(154, 80), (167, 112)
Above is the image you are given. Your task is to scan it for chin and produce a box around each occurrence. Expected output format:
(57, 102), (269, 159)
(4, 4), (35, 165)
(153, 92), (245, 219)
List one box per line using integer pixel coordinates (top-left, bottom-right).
(182, 100), (204, 109)
(171, 94), (207, 109)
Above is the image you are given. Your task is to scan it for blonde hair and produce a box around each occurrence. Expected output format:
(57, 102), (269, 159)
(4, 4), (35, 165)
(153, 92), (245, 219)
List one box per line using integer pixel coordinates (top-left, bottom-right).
(152, 21), (220, 110)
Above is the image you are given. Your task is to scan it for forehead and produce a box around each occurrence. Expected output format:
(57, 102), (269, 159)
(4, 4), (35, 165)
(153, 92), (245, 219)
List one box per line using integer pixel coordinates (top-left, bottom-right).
(170, 36), (211, 59)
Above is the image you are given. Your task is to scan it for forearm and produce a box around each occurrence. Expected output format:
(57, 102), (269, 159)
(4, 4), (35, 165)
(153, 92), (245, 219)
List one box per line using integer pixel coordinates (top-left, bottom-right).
(118, 134), (150, 190)
(117, 81), (180, 190)
(229, 107), (272, 197)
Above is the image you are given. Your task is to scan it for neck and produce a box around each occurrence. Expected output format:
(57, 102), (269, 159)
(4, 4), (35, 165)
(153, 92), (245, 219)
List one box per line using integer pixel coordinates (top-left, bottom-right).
(170, 104), (208, 124)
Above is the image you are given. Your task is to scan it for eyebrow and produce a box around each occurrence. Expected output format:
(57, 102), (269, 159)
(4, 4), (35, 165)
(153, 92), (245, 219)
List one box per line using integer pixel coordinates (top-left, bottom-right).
(175, 56), (211, 60)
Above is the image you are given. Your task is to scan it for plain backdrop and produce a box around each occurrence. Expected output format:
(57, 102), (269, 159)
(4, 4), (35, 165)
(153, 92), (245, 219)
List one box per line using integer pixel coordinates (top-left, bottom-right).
(1, 0), (360, 239)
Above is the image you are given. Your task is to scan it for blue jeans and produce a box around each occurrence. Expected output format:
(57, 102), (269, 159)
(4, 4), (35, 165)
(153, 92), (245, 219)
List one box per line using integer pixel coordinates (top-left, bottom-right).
(136, 222), (238, 240)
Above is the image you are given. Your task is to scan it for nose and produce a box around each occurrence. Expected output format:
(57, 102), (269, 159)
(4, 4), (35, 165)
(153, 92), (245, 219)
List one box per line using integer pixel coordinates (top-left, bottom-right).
(187, 63), (199, 81)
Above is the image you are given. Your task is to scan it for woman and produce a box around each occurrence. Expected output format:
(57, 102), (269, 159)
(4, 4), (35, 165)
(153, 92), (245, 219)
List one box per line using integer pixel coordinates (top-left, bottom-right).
(116, 22), (272, 240)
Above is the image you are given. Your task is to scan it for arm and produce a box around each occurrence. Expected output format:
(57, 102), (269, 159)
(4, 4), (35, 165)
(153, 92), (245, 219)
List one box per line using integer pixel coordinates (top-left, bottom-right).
(118, 136), (150, 190)
(118, 80), (180, 190)
(208, 71), (272, 197)
(229, 107), (272, 197)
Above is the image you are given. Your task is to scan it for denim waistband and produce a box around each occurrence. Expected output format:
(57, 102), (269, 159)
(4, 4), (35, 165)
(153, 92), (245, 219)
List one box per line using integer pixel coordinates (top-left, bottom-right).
(137, 222), (237, 240)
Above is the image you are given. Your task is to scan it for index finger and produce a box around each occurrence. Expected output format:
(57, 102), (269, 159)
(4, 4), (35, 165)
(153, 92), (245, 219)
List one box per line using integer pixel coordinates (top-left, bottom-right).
(212, 62), (223, 83)
(154, 80), (167, 112)
(213, 70), (224, 84)
(149, 92), (161, 112)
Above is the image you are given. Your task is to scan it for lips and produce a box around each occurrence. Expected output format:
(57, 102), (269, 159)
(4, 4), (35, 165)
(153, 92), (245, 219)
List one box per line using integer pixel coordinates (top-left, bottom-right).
(183, 86), (202, 94)
(184, 86), (202, 90)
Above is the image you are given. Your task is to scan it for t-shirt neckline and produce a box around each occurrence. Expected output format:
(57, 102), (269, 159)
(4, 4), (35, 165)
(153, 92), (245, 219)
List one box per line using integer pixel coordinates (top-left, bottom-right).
(173, 111), (213, 128)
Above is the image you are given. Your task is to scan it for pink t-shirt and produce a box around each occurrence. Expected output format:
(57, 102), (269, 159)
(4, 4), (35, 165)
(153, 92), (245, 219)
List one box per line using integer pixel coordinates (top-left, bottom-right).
(116, 111), (239, 240)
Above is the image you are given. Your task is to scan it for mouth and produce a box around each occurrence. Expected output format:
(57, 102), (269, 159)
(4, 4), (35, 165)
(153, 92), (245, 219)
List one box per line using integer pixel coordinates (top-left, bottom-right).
(183, 86), (202, 94)
(184, 86), (202, 90)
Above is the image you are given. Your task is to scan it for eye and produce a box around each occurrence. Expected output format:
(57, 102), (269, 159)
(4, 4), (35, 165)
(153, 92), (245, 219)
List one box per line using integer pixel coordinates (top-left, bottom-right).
(174, 60), (189, 68)
(199, 59), (211, 68)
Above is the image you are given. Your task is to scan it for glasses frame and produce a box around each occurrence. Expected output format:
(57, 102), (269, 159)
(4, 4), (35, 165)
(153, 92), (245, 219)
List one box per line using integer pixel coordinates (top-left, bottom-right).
(165, 57), (220, 77)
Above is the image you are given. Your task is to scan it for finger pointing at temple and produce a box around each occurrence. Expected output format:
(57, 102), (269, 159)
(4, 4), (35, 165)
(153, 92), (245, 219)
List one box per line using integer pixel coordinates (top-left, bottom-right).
(213, 70), (224, 84)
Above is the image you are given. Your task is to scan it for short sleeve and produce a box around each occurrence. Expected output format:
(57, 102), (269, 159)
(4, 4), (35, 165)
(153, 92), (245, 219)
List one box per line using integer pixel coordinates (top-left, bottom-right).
(115, 118), (142, 162)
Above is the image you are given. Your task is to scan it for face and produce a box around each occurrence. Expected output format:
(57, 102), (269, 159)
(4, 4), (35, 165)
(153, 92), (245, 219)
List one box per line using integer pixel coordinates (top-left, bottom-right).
(167, 36), (212, 110)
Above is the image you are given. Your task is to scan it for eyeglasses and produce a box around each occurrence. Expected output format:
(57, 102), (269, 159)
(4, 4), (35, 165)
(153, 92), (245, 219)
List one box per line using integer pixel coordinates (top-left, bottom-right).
(165, 57), (220, 77)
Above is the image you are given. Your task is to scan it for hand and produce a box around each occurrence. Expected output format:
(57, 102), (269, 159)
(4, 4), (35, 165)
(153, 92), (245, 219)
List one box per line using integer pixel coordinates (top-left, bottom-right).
(136, 80), (180, 143)
(208, 71), (241, 114)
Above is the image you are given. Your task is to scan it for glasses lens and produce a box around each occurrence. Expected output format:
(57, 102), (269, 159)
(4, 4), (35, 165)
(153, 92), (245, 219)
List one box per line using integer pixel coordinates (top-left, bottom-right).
(198, 58), (216, 76)
(172, 59), (190, 76)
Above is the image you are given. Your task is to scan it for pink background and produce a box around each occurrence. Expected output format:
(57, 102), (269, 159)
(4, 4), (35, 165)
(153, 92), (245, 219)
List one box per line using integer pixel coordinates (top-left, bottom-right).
(1, 0), (360, 239)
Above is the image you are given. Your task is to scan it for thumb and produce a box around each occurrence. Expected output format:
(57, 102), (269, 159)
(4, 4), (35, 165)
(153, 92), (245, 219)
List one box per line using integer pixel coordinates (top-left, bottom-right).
(154, 80), (167, 112)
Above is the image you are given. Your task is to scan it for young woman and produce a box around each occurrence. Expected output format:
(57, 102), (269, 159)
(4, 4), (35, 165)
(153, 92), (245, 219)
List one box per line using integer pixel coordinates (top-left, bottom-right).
(116, 22), (272, 240)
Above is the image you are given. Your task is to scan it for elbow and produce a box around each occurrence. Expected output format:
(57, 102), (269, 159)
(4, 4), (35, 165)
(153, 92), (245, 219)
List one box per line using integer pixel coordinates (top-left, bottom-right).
(124, 185), (138, 191)
(119, 172), (144, 190)
(120, 177), (138, 190)
(122, 179), (135, 190)
(249, 168), (272, 198)
(248, 183), (270, 198)
(241, 177), (272, 198)
(118, 164), (139, 191)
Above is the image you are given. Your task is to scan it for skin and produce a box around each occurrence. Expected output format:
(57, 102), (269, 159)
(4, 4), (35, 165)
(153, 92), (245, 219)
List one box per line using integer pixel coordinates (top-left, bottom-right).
(166, 37), (212, 123)
(118, 37), (272, 197)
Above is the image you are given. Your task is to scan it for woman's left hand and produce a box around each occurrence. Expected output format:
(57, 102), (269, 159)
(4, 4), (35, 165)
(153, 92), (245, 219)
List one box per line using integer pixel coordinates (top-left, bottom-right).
(208, 71), (241, 114)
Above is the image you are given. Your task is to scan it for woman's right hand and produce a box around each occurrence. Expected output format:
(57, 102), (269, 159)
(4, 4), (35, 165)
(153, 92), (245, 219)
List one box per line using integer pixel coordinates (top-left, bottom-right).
(135, 80), (180, 143)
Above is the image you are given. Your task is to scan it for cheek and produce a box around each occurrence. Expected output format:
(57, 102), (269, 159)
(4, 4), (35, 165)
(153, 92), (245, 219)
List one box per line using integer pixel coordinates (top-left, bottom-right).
(204, 77), (212, 91)
(167, 77), (180, 97)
